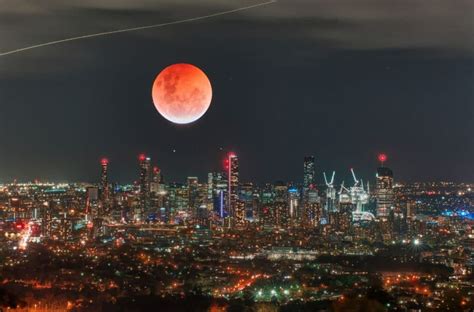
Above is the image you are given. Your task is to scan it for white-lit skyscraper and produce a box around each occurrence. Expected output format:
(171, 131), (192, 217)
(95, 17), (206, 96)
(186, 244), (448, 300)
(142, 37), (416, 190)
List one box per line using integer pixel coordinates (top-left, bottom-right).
(226, 153), (242, 226)
(137, 154), (151, 221)
(303, 156), (316, 190)
(375, 154), (394, 219)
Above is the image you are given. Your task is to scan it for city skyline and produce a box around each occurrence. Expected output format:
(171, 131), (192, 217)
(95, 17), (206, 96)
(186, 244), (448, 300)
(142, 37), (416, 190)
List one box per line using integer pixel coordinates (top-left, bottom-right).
(0, 1), (472, 310)
(0, 151), (471, 185)
(0, 151), (459, 186)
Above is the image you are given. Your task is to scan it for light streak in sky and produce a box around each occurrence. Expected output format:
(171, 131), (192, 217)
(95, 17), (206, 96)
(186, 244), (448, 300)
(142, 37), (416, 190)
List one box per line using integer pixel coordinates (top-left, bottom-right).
(0, 1), (276, 57)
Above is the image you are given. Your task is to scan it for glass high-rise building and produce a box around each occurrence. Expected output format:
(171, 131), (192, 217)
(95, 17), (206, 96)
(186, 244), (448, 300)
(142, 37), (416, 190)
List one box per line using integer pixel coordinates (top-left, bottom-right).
(208, 172), (227, 218)
(137, 154), (151, 221)
(273, 181), (288, 227)
(303, 186), (321, 227)
(99, 158), (109, 203)
(226, 153), (242, 226)
(375, 166), (394, 218)
(303, 156), (316, 189)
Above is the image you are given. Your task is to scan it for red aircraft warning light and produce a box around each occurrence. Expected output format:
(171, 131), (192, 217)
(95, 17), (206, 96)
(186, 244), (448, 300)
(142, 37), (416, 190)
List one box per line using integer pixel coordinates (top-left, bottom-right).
(223, 152), (236, 170)
(378, 153), (388, 166)
(138, 154), (146, 161)
(223, 159), (229, 170)
(101, 158), (109, 166)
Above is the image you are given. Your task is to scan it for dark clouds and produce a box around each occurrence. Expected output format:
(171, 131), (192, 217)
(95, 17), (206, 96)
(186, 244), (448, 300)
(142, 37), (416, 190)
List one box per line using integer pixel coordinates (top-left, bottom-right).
(0, 0), (473, 183)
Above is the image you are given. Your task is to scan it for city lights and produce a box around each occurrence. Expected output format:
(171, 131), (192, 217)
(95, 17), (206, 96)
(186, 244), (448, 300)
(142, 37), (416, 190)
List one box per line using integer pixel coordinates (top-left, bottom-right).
(0, 153), (470, 310)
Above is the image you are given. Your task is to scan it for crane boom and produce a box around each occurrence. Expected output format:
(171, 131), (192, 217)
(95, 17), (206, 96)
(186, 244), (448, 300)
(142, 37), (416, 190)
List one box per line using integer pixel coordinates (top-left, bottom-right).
(350, 168), (359, 185)
(323, 172), (329, 185)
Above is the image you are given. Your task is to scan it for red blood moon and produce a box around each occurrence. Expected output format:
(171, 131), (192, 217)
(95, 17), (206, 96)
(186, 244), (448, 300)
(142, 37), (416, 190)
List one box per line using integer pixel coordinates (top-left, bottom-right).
(152, 63), (212, 124)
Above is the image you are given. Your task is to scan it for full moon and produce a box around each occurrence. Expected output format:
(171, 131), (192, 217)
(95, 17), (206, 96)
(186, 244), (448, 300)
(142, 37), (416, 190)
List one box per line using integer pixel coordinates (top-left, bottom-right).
(152, 63), (212, 124)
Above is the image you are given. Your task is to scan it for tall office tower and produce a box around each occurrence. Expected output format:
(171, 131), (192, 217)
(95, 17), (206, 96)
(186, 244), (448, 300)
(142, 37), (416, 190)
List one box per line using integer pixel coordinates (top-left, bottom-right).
(167, 182), (189, 222)
(206, 172), (213, 204)
(137, 154), (151, 222)
(150, 166), (164, 207)
(303, 156), (316, 221)
(152, 166), (161, 183)
(85, 186), (99, 219)
(323, 171), (337, 214)
(207, 173), (214, 212)
(195, 182), (211, 227)
(259, 184), (275, 227)
(288, 187), (300, 226)
(303, 156), (316, 190)
(187, 177), (199, 218)
(240, 183), (256, 221)
(208, 172), (227, 218)
(375, 154), (394, 219)
(303, 186), (321, 227)
(99, 158), (110, 217)
(99, 158), (109, 201)
(273, 181), (289, 227)
(41, 201), (53, 238)
(225, 153), (241, 226)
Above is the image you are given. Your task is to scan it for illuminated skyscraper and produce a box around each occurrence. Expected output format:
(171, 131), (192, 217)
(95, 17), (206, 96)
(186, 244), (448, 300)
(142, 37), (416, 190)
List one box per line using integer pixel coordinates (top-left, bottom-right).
(137, 154), (151, 221)
(99, 158), (110, 217)
(187, 176), (199, 218)
(85, 186), (99, 229)
(167, 182), (189, 222)
(303, 186), (321, 227)
(99, 158), (109, 201)
(208, 172), (227, 219)
(152, 166), (161, 183)
(375, 154), (394, 219)
(259, 184), (274, 227)
(150, 166), (161, 195)
(225, 153), (242, 226)
(323, 171), (336, 213)
(303, 156), (316, 190)
(273, 181), (288, 227)
(288, 187), (299, 225)
(239, 183), (257, 221)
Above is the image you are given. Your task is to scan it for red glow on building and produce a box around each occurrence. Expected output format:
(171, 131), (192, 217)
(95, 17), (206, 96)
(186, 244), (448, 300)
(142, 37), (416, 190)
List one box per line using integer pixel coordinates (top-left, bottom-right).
(138, 154), (146, 161)
(153, 167), (160, 174)
(223, 158), (230, 170)
(101, 158), (109, 166)
(228, 152), (237, 158)
(15, 220), (25, 230)
(378, 153), (388, 164)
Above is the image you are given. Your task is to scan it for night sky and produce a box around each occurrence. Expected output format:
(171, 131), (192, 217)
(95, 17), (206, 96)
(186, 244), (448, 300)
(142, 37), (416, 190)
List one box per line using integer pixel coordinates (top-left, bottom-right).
(0, 0), (473, 184)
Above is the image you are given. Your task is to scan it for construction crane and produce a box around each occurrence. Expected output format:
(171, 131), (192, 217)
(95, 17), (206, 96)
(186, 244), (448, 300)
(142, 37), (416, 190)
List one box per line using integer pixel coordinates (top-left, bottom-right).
(349, 168), (373, 222)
